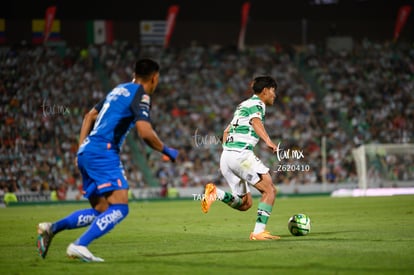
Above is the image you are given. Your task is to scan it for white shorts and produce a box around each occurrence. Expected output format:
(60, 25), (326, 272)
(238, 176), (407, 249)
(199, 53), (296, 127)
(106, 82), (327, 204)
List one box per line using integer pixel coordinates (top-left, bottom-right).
(220, 150), (269, 197)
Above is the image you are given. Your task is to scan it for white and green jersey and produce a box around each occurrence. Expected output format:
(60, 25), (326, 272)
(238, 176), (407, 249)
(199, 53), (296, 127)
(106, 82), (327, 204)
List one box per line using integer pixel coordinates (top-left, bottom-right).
(223, 95), (265, 151)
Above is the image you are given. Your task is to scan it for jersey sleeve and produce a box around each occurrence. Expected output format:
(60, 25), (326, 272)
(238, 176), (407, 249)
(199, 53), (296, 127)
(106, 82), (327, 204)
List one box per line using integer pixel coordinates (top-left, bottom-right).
(248, 102), (265, 121)
(94, 98), (105, 112)
(130, 87), (151, 122)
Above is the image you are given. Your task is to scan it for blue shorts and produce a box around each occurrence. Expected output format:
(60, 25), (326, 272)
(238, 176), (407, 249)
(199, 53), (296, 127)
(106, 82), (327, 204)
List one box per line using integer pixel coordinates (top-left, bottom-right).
(77, 151), (129, 199)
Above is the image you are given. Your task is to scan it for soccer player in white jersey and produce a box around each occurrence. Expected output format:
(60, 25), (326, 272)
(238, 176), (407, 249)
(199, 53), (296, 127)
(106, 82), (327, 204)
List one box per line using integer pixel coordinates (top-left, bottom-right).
(201, 76), (280, 240)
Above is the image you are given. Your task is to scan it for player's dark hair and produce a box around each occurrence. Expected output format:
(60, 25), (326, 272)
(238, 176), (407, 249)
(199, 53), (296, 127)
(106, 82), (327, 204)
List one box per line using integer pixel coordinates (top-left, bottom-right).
(134, 58), (160, 79)
(252, 76), (277, 94)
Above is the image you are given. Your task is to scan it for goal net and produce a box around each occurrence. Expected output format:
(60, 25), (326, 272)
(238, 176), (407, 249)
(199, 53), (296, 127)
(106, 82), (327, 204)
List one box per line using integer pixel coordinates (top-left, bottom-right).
(352, 144), (414, 190)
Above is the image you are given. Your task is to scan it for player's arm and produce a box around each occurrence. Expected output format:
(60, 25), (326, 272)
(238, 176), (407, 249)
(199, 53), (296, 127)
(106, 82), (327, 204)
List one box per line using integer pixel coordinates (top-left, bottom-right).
(132, 90), (178, 161)
(135, 121), (178, 161)
(135, 121), (164, 151)
(222, 124), (231, 144)
(78, 107), (99, 146)
(250, 117), (277, 152)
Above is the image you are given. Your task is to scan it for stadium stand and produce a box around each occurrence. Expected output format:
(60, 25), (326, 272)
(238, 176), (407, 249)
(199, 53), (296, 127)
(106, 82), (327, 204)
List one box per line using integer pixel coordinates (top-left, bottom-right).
(0, 40), (413, 200)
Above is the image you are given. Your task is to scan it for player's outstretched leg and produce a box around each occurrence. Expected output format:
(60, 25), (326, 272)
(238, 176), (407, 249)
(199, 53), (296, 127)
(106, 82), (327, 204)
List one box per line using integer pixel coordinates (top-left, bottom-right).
(202, 183), (244, 213)
(37, 222), (54, 258)
(36, 208), (100, 259)
(66, 203), (129, 262)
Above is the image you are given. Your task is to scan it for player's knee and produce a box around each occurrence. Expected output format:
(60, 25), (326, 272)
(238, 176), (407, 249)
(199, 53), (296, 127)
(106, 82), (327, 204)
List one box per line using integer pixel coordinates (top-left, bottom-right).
(263, 183), (276, 199)
(271, 184), (277, 197)
(89, 195), (110, 213)
(117, 204), (129, 219)
(239, 202), (252, 211)
(93, 202), (109, 213)
(239, 195), (253, 211)
(107, 204), (129, 225)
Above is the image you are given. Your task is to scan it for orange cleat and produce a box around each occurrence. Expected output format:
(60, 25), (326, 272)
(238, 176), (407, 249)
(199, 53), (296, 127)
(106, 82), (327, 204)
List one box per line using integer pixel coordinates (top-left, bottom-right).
(249, 231), (281, 240)
(201, 183), (217, 213)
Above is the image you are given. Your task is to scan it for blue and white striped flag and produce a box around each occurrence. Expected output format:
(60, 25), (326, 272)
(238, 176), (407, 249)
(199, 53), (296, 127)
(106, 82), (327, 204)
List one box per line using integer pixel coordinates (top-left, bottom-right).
(140, 21), (166, 45)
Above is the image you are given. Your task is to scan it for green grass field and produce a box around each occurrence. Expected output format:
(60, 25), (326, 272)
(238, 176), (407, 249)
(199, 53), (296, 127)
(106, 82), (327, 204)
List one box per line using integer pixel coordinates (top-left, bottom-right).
(1, 195), (413, 275)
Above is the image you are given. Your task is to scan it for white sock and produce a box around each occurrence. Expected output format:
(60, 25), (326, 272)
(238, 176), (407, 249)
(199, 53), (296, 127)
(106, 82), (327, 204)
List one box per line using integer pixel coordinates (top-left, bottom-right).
(253, 223), (266, 234)
(253, 208), (271, 234)
(215, 188), (242, 208)
(216, 188), (225, 200)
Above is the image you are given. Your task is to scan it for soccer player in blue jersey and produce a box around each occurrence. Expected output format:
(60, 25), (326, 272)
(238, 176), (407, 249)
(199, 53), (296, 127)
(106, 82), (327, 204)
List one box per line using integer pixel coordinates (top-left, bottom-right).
(36, 58), (178, 262)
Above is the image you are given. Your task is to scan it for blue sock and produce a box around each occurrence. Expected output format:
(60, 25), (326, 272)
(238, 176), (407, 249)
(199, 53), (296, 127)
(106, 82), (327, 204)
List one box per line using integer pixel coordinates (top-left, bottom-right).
(74, 204), (129, 247)
(51, 208), (100, 234)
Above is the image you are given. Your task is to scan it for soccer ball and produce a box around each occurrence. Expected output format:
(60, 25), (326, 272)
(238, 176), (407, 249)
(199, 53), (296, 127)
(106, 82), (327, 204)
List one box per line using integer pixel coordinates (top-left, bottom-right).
(288, 213), (311, 236)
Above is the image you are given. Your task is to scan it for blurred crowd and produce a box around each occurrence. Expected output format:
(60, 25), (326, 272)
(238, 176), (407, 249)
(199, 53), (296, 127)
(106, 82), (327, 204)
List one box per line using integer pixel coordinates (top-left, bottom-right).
(0, 39), (413, 197)
(0, 45), (141, 197)
(303, 40), (414, 184)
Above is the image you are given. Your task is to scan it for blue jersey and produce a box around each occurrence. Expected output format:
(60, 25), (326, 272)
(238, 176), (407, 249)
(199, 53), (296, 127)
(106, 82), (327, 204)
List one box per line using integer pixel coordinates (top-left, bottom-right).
(78, 82), (151, 154)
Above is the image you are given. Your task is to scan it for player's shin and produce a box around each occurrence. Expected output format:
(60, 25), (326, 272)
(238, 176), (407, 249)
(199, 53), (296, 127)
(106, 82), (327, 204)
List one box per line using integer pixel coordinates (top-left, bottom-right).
(52, 208), (100, 234)
(74, 204), (129, 246)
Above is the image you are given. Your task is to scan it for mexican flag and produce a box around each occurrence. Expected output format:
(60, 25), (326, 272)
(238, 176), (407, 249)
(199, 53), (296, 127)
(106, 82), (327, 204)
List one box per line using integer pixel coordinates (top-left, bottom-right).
(87, 20), (113, 45)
